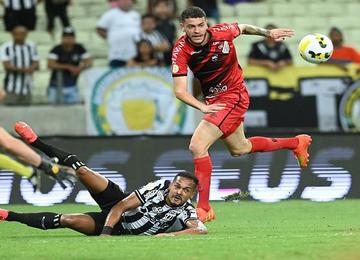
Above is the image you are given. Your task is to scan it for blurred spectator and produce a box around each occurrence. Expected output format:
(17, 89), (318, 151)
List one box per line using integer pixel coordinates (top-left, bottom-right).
(44, 0), (72, 36)
(328, 27), (360, 65)
(153, 0), (177, 66)
(96, 0), (141, 68)
(127, 39), (160, 67)
(107, 0), (118, 8)
(247, 24), (292, 71)
(187, 0), (219, 24)
(138, 14), (170, 65)
(148, 0), (177, 17)
(0, 26), (39, 106)
(47, 27), (92, 104)
(0, 89), (5, 102)
(1, 0), (38, 31)
(224, 0), (256, 3)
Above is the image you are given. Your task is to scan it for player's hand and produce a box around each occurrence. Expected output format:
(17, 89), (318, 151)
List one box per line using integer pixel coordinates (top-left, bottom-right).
(269, 28), (294, 42)
(68, 66), (82, 75)
(40, 158), (77, 189)
(200, 103), (226, 114)
(266, 61), (279, 71)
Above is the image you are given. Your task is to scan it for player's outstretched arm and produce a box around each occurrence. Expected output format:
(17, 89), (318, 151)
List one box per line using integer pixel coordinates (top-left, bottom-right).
(155, 219), (208, 237)
(173, 76), (226, 113)
(238, 24), (294, 42)
(100, 193), (142, 236)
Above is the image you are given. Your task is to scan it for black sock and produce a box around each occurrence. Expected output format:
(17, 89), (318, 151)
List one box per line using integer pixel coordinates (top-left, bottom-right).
(7, 212), (63, 230)
(31, 139), (85, 170)
(32, 138), (70, 162)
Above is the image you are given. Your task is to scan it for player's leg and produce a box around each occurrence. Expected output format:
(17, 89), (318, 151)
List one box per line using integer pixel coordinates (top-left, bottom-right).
(223, 122), (312, 168)
(190, 120), (222, 221)
(0, 208), (96, 235)
(0, 127), (42, 166)
(0, 127), (75, 188)
(15, 121), (109, 194)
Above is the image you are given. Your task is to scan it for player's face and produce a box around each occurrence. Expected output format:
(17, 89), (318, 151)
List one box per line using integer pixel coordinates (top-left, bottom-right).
(167, 177), (196, 207)
(12, 26), (27, 43)
(142, 17), (156, 33)
(153, 2), (171, 17)
(330, 31), (342, 46)
(117, 0), (133, 11)
(181, 17), (208, 45)
(62, 35), (75, 47)
(138, 41), (152, 56)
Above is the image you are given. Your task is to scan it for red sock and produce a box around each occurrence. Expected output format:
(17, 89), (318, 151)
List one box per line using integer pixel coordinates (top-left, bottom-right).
(249, 136), (298, 153)
(194, 155), (212, 212)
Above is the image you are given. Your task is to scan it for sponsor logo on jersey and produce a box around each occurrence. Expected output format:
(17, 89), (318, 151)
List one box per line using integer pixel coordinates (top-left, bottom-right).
(222, 41), (230, 54)
(211, 54), (218, 62)
(172, 64), (179, 73)
(191, 50), (202, 55)
(208, 83), (228, 95)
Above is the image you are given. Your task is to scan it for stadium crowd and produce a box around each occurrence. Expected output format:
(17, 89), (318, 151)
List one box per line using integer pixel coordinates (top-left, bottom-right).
(0, 0), (359, 106)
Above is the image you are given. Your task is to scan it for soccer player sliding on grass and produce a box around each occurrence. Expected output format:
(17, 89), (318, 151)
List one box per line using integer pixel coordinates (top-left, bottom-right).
(0, 126), (75, 191)
(172, 7), (312, 222)
(0, 122), (207, 237)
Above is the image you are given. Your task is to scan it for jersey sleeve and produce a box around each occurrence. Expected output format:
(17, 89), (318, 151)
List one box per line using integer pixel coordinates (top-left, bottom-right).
(78, 44), (91, 60)
(30, 43), (39, 61)
(178, 204), (198, 224)
(0, 43), (10, 62)
(171, 39), (189, 77)
(211, 23), (241, 40)
(96, 10), (112, 30)
(134, 179), (169, 205)
(48, 46), (60, 60)
(228, 23), (241, 38)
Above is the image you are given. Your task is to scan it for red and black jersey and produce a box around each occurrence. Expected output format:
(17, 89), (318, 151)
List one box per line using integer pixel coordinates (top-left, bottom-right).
(172, 23), (245, 100)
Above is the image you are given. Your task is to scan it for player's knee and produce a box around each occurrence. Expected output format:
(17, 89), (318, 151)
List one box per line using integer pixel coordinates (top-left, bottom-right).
(189, 140), (207, 157)
(229, 140), (251, 157)
(60, 214), (77, 228)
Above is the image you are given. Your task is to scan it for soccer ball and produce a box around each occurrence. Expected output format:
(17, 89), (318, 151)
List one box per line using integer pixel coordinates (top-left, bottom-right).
(298, 33), (333, 64)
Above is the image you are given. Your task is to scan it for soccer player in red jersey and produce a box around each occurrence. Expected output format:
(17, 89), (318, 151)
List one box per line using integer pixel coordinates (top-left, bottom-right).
(172, 7), (312, 222)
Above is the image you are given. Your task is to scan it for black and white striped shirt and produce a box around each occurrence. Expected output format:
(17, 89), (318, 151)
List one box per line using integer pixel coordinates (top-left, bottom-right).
(116, 179), (197, 235)
(0, 41), (39, 95)
(138, 30), (167, 60)
(4, 0), (37, 10)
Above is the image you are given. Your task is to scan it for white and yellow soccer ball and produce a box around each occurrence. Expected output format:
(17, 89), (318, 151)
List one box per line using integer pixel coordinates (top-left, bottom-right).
(298, 33), (333, 64)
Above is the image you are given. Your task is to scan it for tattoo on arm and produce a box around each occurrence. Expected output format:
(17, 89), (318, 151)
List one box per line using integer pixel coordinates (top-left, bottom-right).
(240, 24), (270, 37)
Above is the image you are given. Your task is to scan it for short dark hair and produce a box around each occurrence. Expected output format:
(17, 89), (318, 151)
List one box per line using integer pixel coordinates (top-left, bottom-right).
(154, 0), (169, 7)
(330, 27), (342, 35)
(180, 6), (206, 22)
(142, 13), (155, 21)
(265, 24), (276, 30)
(174, 171), (199, 187)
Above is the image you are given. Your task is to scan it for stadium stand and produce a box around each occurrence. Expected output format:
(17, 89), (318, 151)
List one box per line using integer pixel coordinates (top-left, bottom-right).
(0, 0), (359, 103)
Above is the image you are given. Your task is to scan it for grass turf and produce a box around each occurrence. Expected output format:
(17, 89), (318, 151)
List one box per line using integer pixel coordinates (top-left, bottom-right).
(0, 200), (359, 260)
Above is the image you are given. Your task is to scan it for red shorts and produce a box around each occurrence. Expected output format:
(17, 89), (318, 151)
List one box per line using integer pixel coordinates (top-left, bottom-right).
(203, 88), (250, 138)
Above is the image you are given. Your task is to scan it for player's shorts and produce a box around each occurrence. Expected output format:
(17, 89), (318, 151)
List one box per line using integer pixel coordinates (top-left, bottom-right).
(203, 87), (250, 138)
(85, 180), (131, 236)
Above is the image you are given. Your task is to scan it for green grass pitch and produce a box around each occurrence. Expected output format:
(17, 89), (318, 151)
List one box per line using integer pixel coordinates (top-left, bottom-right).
(1, 200), (359, 260)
